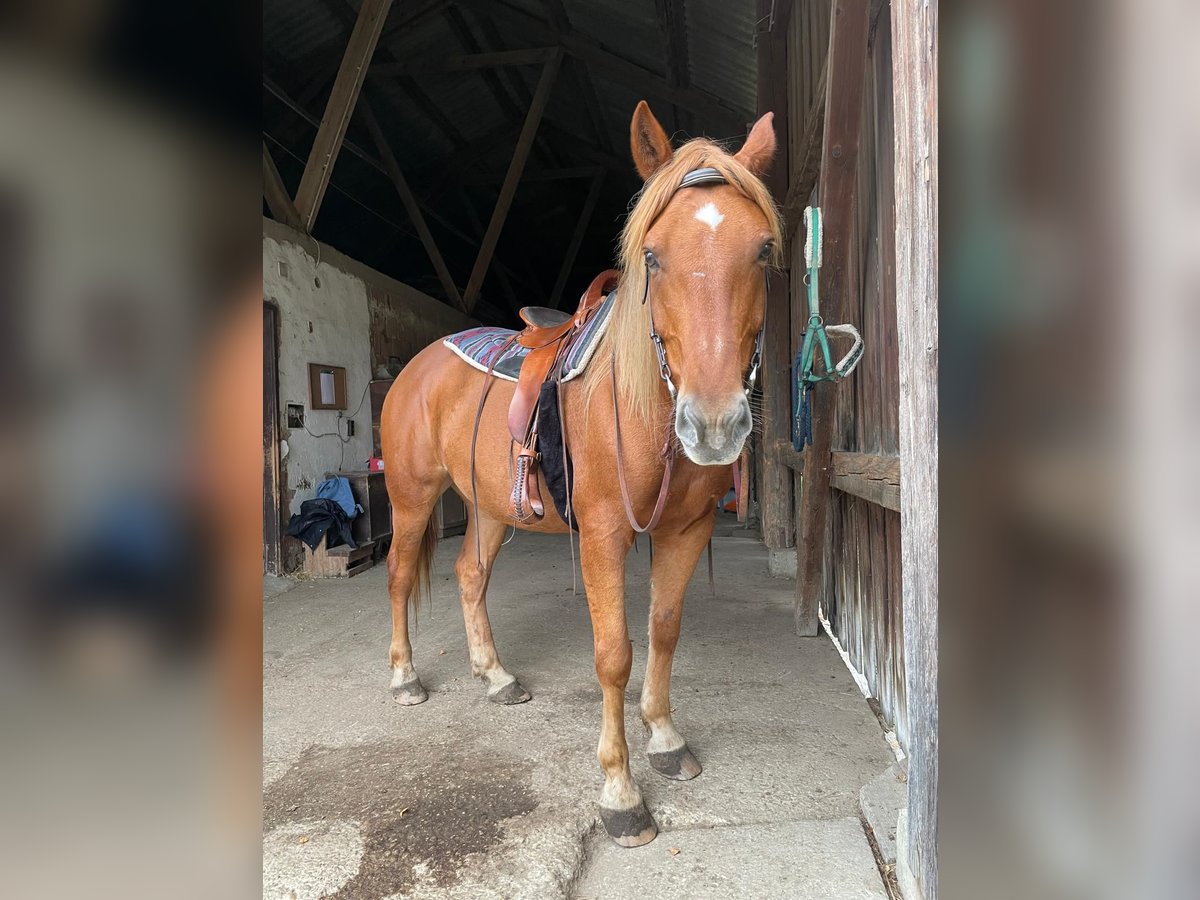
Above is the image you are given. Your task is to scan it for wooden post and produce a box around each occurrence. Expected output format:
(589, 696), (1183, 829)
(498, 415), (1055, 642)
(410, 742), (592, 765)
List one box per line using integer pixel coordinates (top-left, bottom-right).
(359, 98), (467, 312)
(262, 143), (303, 231)
(795, 0), (871, 636)
(550, 172), (605, 308)
(892, 0), (937, 896)
(462, 52), (562, 312)
(755, 0), (794, 552)
(293, 0), (393, 233)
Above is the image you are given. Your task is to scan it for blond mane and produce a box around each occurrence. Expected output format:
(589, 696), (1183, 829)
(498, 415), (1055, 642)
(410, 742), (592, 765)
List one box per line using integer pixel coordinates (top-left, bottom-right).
(582, 138), (783, 424)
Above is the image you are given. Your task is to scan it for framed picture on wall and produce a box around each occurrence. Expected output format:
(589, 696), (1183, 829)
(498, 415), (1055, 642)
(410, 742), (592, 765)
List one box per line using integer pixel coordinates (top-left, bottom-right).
(308, 363), (348, 410)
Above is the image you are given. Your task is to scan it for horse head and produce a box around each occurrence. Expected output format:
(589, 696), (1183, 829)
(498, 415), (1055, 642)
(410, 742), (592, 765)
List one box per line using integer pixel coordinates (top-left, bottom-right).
(622, 101), (781, 466)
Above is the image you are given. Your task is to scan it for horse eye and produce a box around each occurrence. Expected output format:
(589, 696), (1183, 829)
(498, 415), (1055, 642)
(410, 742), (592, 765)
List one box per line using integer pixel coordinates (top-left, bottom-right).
(759, 242), (774, 262)
(644, 248), (658, 270)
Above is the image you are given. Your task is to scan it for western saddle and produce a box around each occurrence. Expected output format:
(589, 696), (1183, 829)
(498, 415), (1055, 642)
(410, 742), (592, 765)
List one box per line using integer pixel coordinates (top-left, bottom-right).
(489, 269), (618, 524)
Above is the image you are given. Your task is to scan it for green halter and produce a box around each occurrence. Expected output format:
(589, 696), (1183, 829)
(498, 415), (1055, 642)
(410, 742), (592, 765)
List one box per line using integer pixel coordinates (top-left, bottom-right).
(793, 206), (864, 449)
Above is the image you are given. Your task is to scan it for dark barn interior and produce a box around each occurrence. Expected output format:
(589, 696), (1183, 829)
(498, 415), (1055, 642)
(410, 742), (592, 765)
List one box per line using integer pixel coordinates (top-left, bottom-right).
(263, 0), (760, 326)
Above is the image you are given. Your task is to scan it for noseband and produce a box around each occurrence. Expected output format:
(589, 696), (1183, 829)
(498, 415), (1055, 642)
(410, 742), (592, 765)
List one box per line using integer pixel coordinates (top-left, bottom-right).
(613, 166), (765, 533)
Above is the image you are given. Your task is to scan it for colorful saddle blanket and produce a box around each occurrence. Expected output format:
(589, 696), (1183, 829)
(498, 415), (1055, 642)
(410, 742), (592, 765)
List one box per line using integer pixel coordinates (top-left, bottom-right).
(442, 290), (616, 383)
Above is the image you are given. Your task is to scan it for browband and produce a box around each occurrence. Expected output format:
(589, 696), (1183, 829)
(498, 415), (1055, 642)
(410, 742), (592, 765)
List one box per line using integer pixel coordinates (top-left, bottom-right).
(678, 167), (727, 189)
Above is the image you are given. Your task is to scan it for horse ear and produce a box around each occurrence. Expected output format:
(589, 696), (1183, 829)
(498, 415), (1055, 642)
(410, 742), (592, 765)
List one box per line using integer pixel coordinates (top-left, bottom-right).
(630, 101), (673, 181)
(734, 112), (776, 176)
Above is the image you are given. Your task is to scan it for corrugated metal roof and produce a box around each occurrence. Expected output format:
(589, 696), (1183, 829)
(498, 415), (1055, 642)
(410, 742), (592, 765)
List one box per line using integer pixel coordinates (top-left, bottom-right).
(688, 0), (759, 123)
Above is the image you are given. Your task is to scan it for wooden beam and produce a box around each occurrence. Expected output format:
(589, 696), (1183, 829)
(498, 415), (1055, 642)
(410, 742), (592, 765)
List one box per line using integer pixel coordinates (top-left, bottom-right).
(360, 99), (466, 312)
(374, 47), (558, 77)
(444, 6), (522, 120)
(463, 52), (562, 311)
(782, 56), (828, 241)
(794, 0), (871, 636)
(317, 0), (468, 150)
(267, 76), (507, 306)
(262, 142), (303, 230)
(379, 0), (453, 44)
(540, 122), (636, 177)
(542, 0), (614, 155)
(755, 0), (794, 553)
(830, 452), (900, 511)
(461, 165), (601, 185)
(398, 77), (468, 148)
(657, 0), (690, 89)
(892, 0), (937, 897)
(550, 172), (605, 309)
(570, 57), (615, 155)
(777, 446), (900, 511)
(466, 0), (747, 132)
(293, 0), (393, 233)
(459, 189), (521, 313)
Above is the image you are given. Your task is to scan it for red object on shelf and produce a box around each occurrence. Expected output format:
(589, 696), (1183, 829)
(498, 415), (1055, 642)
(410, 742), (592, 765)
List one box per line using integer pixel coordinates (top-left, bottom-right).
(367, 457), (385, 471)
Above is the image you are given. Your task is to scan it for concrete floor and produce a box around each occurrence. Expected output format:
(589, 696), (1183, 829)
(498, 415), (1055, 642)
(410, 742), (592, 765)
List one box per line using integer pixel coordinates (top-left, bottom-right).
(264, 519), (895, 899)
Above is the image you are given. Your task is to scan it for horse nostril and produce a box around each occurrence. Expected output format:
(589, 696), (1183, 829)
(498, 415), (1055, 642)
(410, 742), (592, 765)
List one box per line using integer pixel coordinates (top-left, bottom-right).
(676, 400), (704, 445)
(729, 402), (752, 439)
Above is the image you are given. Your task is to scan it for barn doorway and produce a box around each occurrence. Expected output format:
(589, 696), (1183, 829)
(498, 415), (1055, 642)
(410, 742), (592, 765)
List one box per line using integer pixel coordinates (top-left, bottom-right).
(262, 1), (937, 897)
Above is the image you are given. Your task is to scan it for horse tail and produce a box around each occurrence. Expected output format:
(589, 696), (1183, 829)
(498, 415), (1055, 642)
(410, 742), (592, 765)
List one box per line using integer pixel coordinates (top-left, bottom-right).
(409, 511), (439, 620)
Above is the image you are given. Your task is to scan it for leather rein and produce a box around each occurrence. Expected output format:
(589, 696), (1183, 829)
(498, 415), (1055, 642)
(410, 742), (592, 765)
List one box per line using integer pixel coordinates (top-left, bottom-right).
(610, 166), (765, 534)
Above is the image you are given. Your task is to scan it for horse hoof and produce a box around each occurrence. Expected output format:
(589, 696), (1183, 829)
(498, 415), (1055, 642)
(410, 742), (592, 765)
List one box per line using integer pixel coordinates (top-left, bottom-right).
(600, 801), (658, 847)
(391, 679), (428, 706)
(648, 745), (702, 781)
(487, 680), (532, 705)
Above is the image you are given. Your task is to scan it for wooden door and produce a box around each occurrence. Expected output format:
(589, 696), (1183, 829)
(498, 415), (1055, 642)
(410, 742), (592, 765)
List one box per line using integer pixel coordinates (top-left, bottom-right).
(263, 303), (283, 573)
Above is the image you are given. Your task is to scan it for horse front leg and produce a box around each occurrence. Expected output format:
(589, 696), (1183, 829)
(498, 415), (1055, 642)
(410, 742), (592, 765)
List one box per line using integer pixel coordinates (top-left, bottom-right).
(581, 526), (657, 847)
(641, 515), (713, 780)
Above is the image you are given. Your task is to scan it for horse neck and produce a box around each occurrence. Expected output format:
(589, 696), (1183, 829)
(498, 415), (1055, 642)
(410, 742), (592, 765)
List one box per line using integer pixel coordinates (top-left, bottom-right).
(605, 353), (675, 451)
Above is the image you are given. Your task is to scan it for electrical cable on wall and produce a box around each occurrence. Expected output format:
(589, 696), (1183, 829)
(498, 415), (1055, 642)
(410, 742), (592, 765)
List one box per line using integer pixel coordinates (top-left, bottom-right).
(302, 378), (371, 471)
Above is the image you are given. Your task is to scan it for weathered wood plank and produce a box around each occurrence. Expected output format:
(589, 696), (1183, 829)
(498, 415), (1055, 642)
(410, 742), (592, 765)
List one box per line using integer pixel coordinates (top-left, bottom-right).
(779, 444), (900, 510)
(756, 0), (795, 552)
(293, 0), (394, 233)
(462, 52), (562, 311)
(262, 143), (303, 230)
(891, 0), (937, 896)
(831, 454), (901, 511)
(550, 172), (605, 309)
(782, 56), (827, 241)
(360, 99), (466, 312)
(794, 0), (871, 636)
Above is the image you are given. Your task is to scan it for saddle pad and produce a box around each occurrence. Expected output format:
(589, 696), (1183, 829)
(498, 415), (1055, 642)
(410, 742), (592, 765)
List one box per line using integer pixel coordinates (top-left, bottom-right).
(442, 290), (616, 383)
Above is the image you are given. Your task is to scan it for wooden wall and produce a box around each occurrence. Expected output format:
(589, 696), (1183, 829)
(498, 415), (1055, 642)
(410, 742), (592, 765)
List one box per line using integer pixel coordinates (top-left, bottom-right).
(768, 0), (909, 746)
(821, 6), (908, 747)
(762, 3), (937, 896)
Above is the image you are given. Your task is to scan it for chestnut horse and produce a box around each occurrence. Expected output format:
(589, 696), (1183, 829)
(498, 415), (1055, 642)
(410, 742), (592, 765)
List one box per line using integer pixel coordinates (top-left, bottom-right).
(380, 102), (782, 847)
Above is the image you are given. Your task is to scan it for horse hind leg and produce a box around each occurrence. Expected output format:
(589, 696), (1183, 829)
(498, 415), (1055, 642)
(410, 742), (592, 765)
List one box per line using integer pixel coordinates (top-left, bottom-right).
(455, 510), (531, 705)
(386, 477), (448, 706)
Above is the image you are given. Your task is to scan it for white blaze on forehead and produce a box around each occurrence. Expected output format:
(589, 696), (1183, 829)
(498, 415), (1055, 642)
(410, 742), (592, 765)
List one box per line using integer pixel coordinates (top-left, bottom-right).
(694, 201), (724, 230)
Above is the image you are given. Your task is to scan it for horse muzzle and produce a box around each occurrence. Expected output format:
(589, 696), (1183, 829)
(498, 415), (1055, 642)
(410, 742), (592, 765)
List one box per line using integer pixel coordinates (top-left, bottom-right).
(674, 395), (752, 466)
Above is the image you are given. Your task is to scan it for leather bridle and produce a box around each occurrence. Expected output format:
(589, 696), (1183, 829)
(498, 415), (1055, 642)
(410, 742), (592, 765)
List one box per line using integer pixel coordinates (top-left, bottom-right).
(611, 167), (767, 533)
